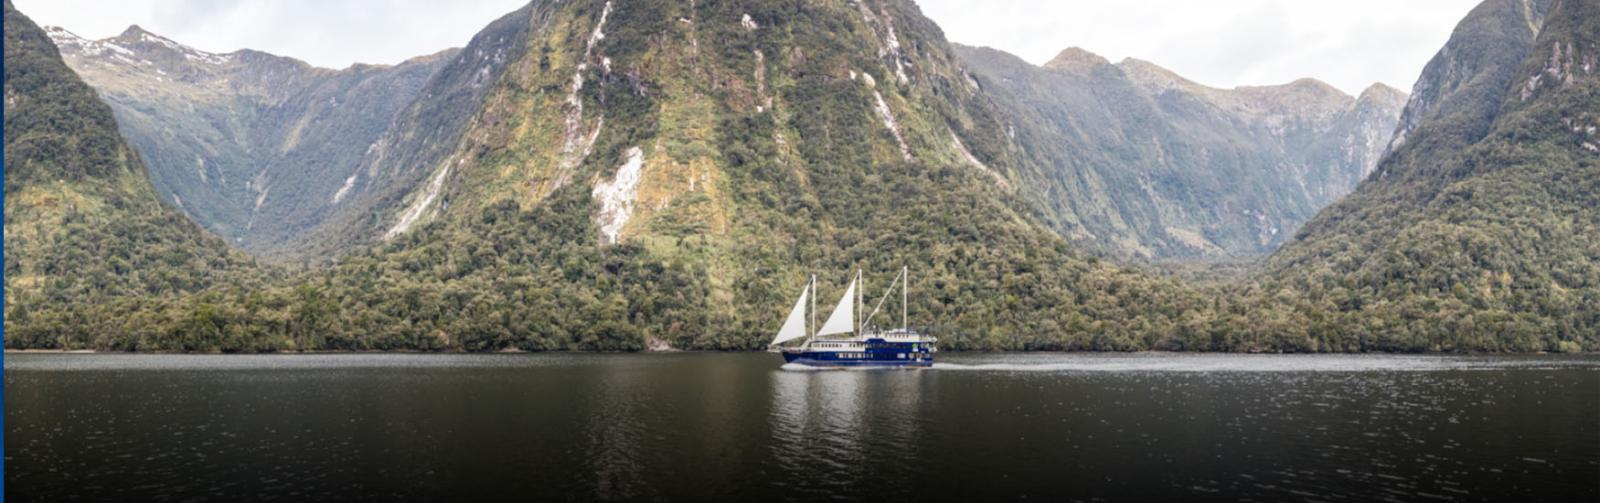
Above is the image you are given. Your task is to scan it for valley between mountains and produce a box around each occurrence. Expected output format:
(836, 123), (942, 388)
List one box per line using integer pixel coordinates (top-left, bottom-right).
(4, 0), (1595, 353)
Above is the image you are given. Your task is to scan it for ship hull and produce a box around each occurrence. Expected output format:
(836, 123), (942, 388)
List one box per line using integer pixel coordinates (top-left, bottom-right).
(781, 354), (933, 368)
(779, 337), (934, 368)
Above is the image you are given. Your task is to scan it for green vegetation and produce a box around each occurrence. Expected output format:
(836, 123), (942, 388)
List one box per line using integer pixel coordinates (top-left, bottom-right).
(3, 0), (264, 348)
(5, 0), (1595, 354)
(957, 45), (1406, 259)
(49, 23), (455, 253)
(1259, 0), (1598, 352)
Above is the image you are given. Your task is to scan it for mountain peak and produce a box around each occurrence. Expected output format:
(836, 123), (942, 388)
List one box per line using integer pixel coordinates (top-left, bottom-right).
(41, 25), (86, 45)
(1043, 47), (1109, 72)
(1236, 77), (1350, 104)
(119, 24), (150, 38)
(1286, 77), (1341, 93)
(1356, 82), (1408, 105)
(53, 23), (236, 67)
(112, 24), (189, 52)
(1115, 57), (1205, 92)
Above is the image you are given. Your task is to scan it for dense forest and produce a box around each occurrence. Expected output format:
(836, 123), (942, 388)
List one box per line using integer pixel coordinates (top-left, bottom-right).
(1261, 0), (1598, 353)
(955, 44), (1406, 259)
(3, 0), (265, 350)
(4, 0), (1596, 354)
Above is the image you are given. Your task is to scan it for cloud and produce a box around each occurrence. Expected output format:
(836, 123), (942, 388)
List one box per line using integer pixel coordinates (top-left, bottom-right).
(912, 0), (1480, 95)
(12, 0), (528, 69)
(15, 0), (1476, 94)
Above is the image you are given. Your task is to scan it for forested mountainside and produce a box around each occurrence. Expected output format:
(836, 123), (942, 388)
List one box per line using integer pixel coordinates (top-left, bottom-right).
(3, 0), (263, 347)
(248, 0), (1216, 351)
(278, 2), (544, 260)
(47, 25), (455, 253)
(958, 45), (1406, 258)
(1265, 0), (1598, 351)
(4, 0), (1594, 354)
(4, 0), (1223, 352)
(60, 5), (1411, 264)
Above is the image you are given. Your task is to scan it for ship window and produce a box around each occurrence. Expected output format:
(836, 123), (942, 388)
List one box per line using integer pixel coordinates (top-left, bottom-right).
(898, 353), (906, 359)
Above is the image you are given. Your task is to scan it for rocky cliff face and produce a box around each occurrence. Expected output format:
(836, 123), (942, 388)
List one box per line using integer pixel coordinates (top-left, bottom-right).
(1266, 0), (1598, 349)
(1386, 0), (1554, 155)
(259, 0), (1204, 350)
(958, 45), (1406, 258)
(309, 0), (1040, 254)
(47, 25), (455, 253)
(4, 0), (257, 347)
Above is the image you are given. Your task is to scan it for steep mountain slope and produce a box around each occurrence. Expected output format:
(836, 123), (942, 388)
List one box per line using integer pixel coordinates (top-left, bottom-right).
(277, 2), (543, 260)
(3, 0), (260, 348)
(958, 45), (1406, 258)
(1267, 0), (1598, 351)
(200, 0), (1212, 351)
(47, 25), (455, 252)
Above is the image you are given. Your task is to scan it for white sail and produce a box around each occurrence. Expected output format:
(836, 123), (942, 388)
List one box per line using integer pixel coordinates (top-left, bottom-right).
(770, 282), (811, 346)
(863, 267), (904, 329)
(816, 276), (857, 337)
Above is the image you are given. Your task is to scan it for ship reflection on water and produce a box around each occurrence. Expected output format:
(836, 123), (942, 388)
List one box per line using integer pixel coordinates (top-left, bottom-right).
(768, 366), (932, 499)
(5, 352), (1596, 502)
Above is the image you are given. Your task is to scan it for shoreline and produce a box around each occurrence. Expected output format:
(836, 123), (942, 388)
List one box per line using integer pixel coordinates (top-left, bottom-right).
(6, 348), (1590, 356)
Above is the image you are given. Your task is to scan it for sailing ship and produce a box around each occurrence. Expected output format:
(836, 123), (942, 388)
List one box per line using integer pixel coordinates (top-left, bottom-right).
(769, 266), (936, 368)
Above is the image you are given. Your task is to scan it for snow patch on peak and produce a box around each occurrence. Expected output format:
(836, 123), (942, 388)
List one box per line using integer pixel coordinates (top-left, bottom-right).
(593, 147), (646, 245)
(138, 32), (185, 52)
(49, 25), (232, 65)
(183, 51), (231, 65)
(43, 26), (87, 47)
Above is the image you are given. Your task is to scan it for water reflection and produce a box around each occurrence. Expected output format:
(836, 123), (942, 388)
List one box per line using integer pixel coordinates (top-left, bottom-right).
(583, 358), (654, 501)
(5, 353), (1596, 502)
(768, 368), (928, 499)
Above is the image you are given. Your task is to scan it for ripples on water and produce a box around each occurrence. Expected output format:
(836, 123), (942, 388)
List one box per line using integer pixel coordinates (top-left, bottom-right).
(6, 352), (1598, 501)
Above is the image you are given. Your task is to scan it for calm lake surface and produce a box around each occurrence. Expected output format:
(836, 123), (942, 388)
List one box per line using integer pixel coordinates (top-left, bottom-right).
(6, 352), (1598, 501)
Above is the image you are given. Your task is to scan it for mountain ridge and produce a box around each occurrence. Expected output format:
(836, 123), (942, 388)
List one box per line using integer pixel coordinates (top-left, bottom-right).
(1265, 0), (1597, 351)
(168, 0), (1211, 351)
(4, 0), (263, 349)
(46, 23), (459, 253)
(957, 43), (1406, 258)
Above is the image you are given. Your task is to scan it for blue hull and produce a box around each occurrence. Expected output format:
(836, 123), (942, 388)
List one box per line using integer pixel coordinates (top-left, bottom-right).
(781, 354), (933, 368)
(779, 337), (934, 368)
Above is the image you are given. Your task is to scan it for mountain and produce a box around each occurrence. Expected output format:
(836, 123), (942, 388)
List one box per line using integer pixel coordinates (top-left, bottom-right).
(3, 0), (260, 349)
(277, 2), (545, 260)
(82, 0), (1209, 352)
(46, 24), (456, 253)
(56, 5), (1409, 263)
(14, 0), (1583, 354)
(1265, 0), (1598, 351)
(957, 45), (1407, 258)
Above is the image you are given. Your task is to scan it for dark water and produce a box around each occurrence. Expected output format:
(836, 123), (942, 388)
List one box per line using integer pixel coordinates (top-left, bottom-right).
(5, 352), (1598, 502)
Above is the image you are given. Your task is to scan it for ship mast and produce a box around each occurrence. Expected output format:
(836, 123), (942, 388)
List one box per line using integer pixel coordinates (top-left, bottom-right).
(855, 269), (863, 336)
(808, 274), (816, 346)
(902, 265), (908, 331)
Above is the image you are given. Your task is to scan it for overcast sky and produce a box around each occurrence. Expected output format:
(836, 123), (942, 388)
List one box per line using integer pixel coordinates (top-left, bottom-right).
(15, 0), (1477, 95)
